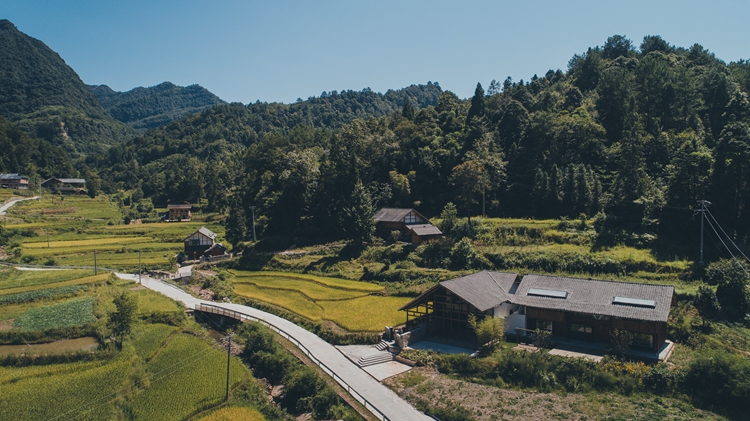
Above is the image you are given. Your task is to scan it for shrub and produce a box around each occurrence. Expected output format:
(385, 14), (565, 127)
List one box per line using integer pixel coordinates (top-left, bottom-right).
(682, 350), (750, 417)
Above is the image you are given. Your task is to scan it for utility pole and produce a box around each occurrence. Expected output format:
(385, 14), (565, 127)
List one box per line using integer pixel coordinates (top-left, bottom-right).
(46, 229), (50, 248)
(250, 206), (257, 241)
(225, 334), (234, 402)
(696, 200), (711, 267)
(138, 251), (142, 284)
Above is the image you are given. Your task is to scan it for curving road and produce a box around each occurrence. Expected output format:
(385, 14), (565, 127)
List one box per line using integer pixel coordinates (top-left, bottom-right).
(0, 196), (39, 215)
(123, 274), (429, 421)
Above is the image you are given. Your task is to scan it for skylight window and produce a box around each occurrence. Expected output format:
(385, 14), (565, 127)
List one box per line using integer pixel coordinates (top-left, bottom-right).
(612, 296), (656, 308)
(528, 288), (568, 299)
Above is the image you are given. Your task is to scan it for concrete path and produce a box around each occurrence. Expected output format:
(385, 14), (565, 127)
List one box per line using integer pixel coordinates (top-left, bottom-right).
(0, 196), (39, 215)
(121, 274), (429, 421)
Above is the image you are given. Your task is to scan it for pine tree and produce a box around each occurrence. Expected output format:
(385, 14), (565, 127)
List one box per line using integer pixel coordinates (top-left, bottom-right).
(225, 197), (247, 247)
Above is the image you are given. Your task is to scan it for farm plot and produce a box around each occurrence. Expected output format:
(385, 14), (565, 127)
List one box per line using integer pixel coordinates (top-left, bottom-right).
(0, 268), (93, 291)
(131, 333), (247, 421)
(197, 406), (266, 421)
(12, 297), (96, 331)
(231, 271), (408, 331)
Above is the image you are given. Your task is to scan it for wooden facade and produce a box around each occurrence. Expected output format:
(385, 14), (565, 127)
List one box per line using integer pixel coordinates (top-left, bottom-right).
(183, 227), (217, 259)
(41, 177), (86, 194)
(167, 204), (192, 221)
(404, 284), (491, 342)
(374, 208), (443, 244)
(525, 307), (668, 352)
(0, 174), (29, 189)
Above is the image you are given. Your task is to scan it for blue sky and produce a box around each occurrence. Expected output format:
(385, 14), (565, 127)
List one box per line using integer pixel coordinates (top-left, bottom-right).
(4, 1), (749, 104)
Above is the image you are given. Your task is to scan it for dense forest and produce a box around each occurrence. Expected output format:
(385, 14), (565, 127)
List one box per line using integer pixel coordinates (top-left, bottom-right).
(89, 35), (750, 252)
(89, 82), (226, 130)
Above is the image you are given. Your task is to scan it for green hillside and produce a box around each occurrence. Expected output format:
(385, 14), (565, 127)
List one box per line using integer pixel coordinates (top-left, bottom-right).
(0, 20), (134, 155)
(89, 82), (226, 130)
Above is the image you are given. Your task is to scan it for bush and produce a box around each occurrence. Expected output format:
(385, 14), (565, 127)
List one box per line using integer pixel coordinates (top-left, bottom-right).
(682, 350), (750, 417)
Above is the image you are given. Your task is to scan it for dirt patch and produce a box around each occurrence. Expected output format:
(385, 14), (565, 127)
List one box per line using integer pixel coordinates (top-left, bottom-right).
(39, 207), (77, 215)
(0, 319), (14, 331)
(189, 284), (214, 300)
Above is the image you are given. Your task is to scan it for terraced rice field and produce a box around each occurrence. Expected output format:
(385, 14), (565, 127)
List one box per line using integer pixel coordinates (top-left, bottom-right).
(197, 406), (266, 421)
(231, 270), (409, 331)
(5, 195), (225, 270)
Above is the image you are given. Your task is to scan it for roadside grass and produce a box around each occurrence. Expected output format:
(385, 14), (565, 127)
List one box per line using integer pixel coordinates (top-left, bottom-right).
(196, 406), (266, 421)
(133, 289), (183, 314)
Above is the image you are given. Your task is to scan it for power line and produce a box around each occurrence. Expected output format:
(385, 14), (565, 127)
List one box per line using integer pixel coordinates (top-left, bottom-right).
(703, 213), (749, 276)
(706, 208), (750, 265)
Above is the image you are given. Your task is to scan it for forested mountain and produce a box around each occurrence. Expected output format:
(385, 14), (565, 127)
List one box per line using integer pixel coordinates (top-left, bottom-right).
(93, 83), (443, 204)
(89, 82), (226, 130)
(98, 35), (750, 250)
(0, 116), (74, 179)
(0, 20), (134, 155)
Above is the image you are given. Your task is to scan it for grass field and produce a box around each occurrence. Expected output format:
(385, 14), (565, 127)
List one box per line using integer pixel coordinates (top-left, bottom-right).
(230, 270), (409, 331)
(12, 297), (96, 330)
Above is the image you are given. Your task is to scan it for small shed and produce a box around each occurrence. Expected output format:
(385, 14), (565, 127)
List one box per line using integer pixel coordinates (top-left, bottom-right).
(167, 204), (192, 221)
(373, 208), (443, 244)
(183, 226), (217, 259)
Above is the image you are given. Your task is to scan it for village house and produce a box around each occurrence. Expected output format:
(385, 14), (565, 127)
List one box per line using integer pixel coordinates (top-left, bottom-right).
(183, 226), (218, 260)
(0, 173), (29, 189)
(166, 204), (192, 221)
(373, 208), (443, 244)
(41, 177), (86, 194)
(399, 271), (674, 359)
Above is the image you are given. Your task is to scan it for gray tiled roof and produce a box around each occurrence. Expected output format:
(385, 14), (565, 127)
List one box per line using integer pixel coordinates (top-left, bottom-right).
(398, 271), (519, 312)
(0, 173), (27, 180)
(374, 208), (415, 222)
(197, 226), (217, 240)
(513, 274), (673, 322)
(168, 204), (192, 209)
(57, 178), (86, 184)
(408, 224), (443, 236)
(441, 271), (519, 311)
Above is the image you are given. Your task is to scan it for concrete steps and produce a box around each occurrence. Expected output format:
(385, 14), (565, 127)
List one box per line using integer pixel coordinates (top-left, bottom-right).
(357, 352), (395, 367)
(375, 340), (389, 351)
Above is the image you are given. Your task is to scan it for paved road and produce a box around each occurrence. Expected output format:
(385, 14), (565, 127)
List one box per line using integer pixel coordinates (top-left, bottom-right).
(124, 274), (429, 421)
(0, 196), (39, 215)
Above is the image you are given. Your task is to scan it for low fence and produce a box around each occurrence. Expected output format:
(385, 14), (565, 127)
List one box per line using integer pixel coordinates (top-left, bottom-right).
(195, 303), (393, 421)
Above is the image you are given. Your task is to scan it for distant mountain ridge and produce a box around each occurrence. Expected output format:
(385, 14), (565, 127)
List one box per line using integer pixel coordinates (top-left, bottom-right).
(0, 19), (134, 155)
(89, 82), (226, 130)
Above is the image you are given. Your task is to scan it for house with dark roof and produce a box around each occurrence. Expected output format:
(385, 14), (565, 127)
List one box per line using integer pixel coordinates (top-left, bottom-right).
(0, 173), (29, 189)
(373, 208), (443, 244)
(41, 177), (86, 194)
(400, 271), (674, 357)
(183, 226), (218, 259)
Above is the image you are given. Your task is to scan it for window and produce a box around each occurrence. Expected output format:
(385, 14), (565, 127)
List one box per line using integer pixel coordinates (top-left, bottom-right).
(189, 239), (200, 247)
(404, 212), (425, 224)
(536, 320), (553, 332)
(528, 288), (568, 299)
(632, 333), (653, 349)
(569, 323), (593, 341)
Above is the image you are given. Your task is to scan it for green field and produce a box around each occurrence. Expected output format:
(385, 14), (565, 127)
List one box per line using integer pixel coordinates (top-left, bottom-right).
(4, 195), (226, 271)
(231, 270), (409, 331)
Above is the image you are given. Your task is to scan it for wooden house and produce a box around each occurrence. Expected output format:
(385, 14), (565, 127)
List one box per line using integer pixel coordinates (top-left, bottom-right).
(373, 208), (443, 244)
(41, 177), (86, 194)
(183, 226), (217, 259)
(0, 173), (29, 189)
(400, 271), (674, 357)
(167, 204), (192, 221)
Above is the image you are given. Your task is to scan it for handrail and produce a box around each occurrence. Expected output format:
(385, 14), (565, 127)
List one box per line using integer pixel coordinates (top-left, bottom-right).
(196, 302), (392, 421)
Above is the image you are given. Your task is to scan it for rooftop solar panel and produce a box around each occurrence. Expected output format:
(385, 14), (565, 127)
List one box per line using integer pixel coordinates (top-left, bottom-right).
(528, 288), (568, 299)
(612, 296), (656, 308)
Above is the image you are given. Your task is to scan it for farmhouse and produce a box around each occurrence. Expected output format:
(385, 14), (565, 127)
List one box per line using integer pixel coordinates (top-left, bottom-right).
(166, 204), (192, 221)
(0, 173), (29, 189)
(400, 271), (674, 357)
(373, 208), (443, 244)
(183, 227), (217, 259)
(41, 177), (86, 194)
